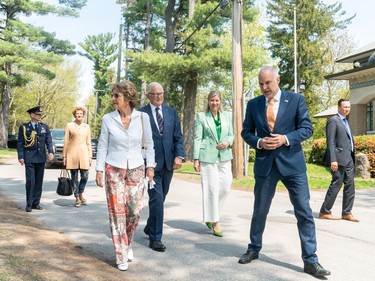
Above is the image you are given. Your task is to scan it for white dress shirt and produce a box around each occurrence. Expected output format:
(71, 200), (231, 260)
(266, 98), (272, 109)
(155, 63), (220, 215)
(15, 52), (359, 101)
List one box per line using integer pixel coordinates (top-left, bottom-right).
(95, 109), (156, 171)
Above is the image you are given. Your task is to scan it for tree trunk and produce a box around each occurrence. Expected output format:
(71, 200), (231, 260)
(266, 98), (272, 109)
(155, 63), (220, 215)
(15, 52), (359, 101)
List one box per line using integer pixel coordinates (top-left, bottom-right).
(165, 0), (176, 52)
(183, 71), (198, 161)
(0, 80), (11, 148)
(144, 0), (151, 51)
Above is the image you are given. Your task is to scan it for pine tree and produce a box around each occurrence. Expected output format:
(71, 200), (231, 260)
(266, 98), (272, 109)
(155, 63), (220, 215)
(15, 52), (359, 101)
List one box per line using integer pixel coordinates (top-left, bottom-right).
(0, 0), (87, 147)
(266, 0), (353, 114)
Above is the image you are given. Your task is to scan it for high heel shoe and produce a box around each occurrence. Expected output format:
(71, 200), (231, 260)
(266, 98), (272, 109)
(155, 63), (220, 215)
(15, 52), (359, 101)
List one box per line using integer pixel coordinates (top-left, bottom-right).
(205, 222), (213, 230)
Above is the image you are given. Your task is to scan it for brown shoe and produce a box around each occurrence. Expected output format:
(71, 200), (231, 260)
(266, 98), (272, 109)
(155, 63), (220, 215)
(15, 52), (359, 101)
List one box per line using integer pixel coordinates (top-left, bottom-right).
(319, 213), (340, 220)
(341, 214), (360, 222)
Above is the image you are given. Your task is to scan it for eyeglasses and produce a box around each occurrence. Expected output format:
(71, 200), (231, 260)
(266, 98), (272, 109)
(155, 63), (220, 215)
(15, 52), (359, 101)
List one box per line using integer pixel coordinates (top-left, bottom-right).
(148, 92), (163, 97)
(111, 93), (123, 98)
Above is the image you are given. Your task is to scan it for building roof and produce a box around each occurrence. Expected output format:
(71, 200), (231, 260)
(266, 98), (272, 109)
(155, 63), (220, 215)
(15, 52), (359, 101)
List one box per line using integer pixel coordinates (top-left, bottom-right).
(325, 64), (375, 80)
(336, 41), (375, 63)
(313, 106), (337, 118)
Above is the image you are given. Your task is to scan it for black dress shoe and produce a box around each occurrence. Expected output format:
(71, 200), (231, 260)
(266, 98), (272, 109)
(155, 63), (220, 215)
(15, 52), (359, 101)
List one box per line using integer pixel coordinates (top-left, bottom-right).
(238, 251), (259, 264)
(32, 204), (43, 210)
(25, 206), (32, 212)
(143, 225), (150, 236)
(304, 262), (331, 277)
(149, 240), (166, 252)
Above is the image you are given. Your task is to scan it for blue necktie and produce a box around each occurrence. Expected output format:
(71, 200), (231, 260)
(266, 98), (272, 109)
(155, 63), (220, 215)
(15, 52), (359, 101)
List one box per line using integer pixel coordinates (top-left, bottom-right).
(155, 107), (164, 134)
(343, 118), (353, 151)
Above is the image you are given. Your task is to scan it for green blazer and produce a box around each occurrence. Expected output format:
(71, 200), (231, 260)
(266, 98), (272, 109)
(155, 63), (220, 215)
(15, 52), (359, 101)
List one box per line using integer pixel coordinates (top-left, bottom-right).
(193, 111), (234, 163)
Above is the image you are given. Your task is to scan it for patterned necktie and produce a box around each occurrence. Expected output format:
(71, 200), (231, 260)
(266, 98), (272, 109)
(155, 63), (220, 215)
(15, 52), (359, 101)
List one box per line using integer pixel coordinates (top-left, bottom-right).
(34, 123), (38, 131)
(155, 107), (164, 134)
(267, 97), (276, 131)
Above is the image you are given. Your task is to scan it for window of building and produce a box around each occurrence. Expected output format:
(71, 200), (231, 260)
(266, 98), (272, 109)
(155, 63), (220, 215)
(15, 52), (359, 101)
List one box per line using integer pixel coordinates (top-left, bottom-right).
(367, 101), (373, 131)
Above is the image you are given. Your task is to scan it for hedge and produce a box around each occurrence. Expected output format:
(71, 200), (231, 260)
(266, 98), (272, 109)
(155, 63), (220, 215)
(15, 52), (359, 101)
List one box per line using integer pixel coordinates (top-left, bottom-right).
(310, 135), (375, 175)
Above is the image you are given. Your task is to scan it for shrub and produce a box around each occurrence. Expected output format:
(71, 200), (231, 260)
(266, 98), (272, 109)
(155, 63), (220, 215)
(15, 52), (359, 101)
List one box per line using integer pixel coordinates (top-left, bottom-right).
(310, 135), (375, 176)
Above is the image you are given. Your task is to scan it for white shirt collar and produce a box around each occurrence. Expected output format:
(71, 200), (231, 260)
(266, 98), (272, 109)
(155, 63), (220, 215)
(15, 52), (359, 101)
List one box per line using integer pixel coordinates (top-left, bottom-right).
(150, 103), (162, 112)
(266, 89), (281, 103)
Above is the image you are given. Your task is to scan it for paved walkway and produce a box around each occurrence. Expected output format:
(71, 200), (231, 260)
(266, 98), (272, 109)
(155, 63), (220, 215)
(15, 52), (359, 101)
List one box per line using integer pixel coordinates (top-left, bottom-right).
(1, 158), (375, 280)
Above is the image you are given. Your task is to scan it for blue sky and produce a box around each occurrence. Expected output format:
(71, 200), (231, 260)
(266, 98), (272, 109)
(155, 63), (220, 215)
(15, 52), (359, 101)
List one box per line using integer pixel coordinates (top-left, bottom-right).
(26, 0), (374, 101)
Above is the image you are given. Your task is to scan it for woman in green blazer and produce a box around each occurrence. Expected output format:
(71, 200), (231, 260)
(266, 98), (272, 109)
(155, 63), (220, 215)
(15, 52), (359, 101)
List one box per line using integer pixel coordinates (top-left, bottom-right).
(193, 90), (234, 237)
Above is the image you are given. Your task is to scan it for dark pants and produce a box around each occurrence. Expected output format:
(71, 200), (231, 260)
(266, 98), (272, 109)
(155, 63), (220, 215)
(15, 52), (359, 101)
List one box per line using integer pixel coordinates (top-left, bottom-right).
(146, 164), (173, 241)
(248, 163), (318, 264)
(25, 163), (45, 207)
(320, 158), (355, 215)
(70, 169), (89, 197)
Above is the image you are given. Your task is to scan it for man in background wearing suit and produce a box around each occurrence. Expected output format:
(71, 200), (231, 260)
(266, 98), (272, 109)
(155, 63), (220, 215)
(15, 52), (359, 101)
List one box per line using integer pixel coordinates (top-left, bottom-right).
(239, 66), (330, 277)
(319, 99), (359, 222)
(140, 82), (185, 252)
(17, 106), (54, 212)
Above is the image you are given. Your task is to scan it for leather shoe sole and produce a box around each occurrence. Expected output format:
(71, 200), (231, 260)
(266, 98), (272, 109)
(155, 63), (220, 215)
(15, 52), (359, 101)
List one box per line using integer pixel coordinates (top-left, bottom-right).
(149, 241), (166, 252)
(304, 262), (331, 277)
(238, 251), (259, 264)
(341, 214), (360, 222)
(319, 213), (340, 220)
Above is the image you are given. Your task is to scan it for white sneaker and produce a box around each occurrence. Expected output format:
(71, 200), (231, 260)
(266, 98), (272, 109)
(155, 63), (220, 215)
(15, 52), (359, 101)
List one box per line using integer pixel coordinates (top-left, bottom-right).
(128, 249), (133, 262)
(117, 263), (128, 271)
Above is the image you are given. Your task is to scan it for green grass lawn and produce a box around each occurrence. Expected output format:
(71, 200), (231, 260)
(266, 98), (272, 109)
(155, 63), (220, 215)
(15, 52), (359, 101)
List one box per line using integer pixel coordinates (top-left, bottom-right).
(3, 148), (372, 190)
(177, 162), (375, 191)
(0, 148), (17, 160)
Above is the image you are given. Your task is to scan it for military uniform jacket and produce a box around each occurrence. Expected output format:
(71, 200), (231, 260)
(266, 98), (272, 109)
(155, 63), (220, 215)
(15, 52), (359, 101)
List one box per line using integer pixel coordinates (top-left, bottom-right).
(17, 122), (54, 163)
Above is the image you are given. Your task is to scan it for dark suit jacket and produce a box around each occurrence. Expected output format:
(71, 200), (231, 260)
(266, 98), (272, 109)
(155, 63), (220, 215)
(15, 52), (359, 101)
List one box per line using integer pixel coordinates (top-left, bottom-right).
(241, 90), (313, 177)
(324, 114), (355, 166)
(140, 104), (185, 171)
(17, 122), (53, 164)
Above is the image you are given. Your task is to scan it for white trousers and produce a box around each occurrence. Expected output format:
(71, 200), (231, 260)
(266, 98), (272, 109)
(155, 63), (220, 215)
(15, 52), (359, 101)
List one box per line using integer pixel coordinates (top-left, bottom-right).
(200, 158), (232, 223)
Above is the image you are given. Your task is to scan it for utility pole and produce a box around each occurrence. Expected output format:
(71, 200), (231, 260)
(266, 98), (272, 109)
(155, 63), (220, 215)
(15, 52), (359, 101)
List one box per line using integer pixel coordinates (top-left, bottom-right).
(232, 0), (244, 178)
(117, 23), (123, 82)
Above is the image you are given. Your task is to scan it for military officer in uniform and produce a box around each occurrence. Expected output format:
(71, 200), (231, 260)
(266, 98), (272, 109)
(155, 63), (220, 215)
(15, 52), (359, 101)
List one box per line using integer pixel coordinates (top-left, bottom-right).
(17, 106), (54, 212)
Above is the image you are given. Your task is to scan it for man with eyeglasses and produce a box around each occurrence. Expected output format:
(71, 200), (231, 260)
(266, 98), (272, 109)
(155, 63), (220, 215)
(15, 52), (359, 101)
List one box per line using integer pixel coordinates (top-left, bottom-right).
(17, 106), (54, 212)
(319, 99), (359, 222)
(140, 82), (185, 252)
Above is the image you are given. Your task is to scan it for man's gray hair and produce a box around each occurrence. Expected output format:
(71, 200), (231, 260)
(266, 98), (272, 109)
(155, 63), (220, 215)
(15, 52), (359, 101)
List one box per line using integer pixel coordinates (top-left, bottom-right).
(259, 66), (279, 77)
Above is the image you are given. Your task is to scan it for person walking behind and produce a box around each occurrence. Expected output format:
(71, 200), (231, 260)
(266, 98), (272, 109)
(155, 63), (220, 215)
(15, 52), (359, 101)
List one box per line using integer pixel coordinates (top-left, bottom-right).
(95, 80), (155, 271)
(140, 82), (185, 252)
(319, 99), (359, 222)
(193, 90), (233, 237)
(239, 66), (330, 277)
(17, 106), (54, 212)
(62, 106), (92, 208)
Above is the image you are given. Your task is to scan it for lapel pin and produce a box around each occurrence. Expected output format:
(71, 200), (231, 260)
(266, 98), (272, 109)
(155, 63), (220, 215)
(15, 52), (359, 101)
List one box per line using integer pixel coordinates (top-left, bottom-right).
(284, 100), (288, 103)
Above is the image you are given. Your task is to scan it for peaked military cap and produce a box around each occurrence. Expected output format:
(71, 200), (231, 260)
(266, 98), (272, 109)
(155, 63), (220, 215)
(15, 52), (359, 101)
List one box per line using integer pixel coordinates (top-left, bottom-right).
(27, 106), (43, 114)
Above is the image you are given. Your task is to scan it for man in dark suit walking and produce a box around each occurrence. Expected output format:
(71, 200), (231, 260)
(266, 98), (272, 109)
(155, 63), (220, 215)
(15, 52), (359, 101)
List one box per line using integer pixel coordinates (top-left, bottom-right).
(140, 82), (185, 252)
(17, 106), (54, 212)
(239, 66), (330, 277)
(319, 99), (359, 222)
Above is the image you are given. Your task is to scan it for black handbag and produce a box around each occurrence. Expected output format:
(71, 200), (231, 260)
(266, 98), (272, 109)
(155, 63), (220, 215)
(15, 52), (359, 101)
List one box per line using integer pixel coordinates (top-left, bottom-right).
(56, 169), (73, 196)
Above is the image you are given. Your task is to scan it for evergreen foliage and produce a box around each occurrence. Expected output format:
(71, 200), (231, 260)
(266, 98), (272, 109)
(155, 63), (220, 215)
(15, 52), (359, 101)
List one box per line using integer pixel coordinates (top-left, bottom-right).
(0, 0), (87, 147)
(266, 0), (354, 117)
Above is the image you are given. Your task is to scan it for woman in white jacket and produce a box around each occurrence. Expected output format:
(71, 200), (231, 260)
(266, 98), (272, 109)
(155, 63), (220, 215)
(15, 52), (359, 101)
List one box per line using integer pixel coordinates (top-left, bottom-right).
(95, 80), (155, 271)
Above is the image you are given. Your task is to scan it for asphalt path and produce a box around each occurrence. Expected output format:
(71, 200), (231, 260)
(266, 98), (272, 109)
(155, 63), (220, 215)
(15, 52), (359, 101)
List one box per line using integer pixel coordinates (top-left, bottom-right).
(1, 158), (375, 281)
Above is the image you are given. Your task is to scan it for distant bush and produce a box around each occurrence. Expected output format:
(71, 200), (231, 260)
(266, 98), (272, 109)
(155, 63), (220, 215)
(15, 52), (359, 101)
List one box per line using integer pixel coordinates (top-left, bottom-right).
(310, 135), (375, 176)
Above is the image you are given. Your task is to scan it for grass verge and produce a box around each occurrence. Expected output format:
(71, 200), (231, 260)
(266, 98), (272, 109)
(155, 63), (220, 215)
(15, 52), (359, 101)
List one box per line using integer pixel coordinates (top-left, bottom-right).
(177, 161), (375, 191)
